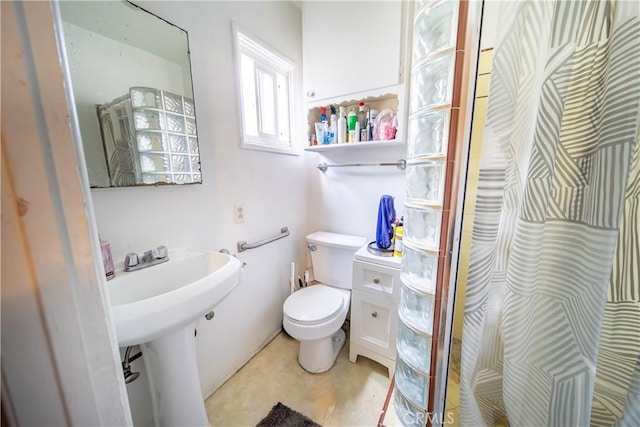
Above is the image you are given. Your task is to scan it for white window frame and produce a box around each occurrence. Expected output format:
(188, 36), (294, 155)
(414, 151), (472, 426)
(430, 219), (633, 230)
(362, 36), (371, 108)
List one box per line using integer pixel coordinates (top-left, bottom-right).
(233, 23), (297, 155)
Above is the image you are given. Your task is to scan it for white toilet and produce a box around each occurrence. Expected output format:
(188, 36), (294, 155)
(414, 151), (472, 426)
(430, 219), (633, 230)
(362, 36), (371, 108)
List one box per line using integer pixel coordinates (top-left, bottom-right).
(283, 231), (367, 373)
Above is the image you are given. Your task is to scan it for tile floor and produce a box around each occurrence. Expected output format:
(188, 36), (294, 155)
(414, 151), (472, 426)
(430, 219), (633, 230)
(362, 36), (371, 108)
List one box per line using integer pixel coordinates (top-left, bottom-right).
(444, 338), (462, 426)
(206, 331), (396, 426)
(205, 330), (471, 427)
(444, 378), (461, 426)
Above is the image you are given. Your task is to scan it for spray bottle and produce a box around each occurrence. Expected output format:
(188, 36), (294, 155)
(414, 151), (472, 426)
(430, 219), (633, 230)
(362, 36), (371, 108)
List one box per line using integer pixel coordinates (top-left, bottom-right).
(330, 105), (338, 144)
(338, 106), (347, 144)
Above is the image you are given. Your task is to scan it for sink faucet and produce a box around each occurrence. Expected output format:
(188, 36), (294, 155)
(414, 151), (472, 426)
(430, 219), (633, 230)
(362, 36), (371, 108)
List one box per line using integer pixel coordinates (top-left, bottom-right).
(124, 246), (169, 272)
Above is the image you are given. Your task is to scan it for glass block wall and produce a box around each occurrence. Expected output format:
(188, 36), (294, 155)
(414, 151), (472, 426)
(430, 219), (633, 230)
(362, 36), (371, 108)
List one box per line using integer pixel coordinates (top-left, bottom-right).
(394, 0), (459, 424)
(130, 87), (201, 184)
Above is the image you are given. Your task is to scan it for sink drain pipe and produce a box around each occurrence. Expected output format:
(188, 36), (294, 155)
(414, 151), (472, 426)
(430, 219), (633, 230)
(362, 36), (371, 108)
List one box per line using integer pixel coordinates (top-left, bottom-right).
(122, 346), (142, 384)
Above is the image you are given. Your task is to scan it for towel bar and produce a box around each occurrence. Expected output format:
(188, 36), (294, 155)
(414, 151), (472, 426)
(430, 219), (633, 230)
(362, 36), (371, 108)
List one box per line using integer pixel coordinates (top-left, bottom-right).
(237, 226), (290, 253)
(317, 159), (406, 172)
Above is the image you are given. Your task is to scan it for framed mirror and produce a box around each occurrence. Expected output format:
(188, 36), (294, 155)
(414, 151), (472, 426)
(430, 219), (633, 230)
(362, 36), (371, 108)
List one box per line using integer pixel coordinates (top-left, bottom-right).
(60, 1), (202, 187)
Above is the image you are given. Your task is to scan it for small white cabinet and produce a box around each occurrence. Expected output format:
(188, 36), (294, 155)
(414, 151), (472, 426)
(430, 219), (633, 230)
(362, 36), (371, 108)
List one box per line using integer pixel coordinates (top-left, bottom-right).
(302, 1), (406, 102)
(349, 245), (401, 376)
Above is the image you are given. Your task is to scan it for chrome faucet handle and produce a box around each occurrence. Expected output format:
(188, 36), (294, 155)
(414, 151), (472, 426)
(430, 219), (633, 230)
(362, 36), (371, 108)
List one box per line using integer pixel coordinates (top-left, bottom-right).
(125, 253), (139, 267)
(141, 250), (154, 263)
(156, 246), (168, 259)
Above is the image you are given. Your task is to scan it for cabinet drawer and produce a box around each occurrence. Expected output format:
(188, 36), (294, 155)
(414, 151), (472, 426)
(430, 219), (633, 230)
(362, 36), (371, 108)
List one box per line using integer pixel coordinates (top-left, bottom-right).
(350, 290), (398, 359)
(353, 260), (401, 300)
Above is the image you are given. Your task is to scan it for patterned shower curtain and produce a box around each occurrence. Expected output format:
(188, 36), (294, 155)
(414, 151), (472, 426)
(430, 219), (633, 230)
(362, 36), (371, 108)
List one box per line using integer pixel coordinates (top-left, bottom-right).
(460, 1), (639, 426)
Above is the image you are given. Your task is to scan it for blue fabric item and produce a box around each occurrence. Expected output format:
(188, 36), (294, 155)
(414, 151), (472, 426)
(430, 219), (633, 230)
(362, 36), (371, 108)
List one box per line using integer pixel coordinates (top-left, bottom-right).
(376, 195), (396, 249)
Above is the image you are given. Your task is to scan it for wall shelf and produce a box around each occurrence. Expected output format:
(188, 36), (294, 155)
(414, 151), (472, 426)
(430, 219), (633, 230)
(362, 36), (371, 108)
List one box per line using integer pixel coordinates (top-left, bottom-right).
(304, 139), (405, 152)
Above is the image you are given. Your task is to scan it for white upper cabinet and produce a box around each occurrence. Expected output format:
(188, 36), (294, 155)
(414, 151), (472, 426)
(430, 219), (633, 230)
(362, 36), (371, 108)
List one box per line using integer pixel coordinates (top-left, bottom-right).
(302, 1), (406, 103)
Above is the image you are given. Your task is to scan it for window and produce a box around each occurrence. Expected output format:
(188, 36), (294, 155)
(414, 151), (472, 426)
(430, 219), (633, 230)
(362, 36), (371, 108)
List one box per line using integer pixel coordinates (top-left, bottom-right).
(234, 25), (296, 155)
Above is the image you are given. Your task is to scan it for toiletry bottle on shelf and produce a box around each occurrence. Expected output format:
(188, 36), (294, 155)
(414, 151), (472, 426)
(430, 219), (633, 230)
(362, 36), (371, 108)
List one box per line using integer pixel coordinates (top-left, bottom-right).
(369, 109), (378, 140)
(330, 105), (338, 144)
(347, 108), (357, 142)
(393, 217), (404, 258)
(338, 106), (347, 144)
(358, 102), (367, 141)
(392, 114), (398, 141)
(320, 107), (329, 144)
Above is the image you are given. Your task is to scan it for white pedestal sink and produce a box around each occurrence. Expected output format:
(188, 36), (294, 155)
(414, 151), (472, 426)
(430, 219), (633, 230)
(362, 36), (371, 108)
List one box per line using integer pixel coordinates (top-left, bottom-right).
(108, 249), (242, 426)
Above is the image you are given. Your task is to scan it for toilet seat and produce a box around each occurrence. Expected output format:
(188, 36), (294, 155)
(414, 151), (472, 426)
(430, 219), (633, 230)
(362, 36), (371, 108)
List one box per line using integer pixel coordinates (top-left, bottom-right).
(283, 285), (343, 325)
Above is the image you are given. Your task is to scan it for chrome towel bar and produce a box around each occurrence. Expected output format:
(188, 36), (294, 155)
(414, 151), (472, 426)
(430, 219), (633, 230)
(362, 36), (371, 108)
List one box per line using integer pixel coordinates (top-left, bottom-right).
(317, 159), (406, 172)
(237, 226), (290, 253)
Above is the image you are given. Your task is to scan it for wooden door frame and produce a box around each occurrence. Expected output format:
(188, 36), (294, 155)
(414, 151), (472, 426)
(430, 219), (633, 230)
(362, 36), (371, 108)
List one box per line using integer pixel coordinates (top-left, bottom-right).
(1, 2), (132, 424)
(428, 0), (485, 423)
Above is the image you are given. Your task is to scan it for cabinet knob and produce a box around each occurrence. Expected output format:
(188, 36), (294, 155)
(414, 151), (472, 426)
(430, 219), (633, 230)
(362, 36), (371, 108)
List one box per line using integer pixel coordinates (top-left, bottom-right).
(373, 277), (380, 284)
(371, 311), (378, 318)
(306, 91), (315, 98)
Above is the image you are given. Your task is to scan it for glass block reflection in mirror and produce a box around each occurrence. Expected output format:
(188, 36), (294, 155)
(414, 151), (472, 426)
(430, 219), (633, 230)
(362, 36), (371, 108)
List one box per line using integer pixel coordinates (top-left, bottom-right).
(140, 153), (170, 172)
(401, 244), (437, 295)
(128, 87), (201, 185)
(189, 137), (199, 154)
(163, 92), (184, 114)
(393, 390), (427, 427)
(404, 205), (441, 250)
(142, 174), (172, 184)
(410, 54), (454, 113)
(190, 155), (200, 171)
(395, 357), (430, 408)
(407, 109), (449, 158)
(397, 321), (432, 373)
(134, 109), (163, 130)
(165, 112), (187, 133)
(184, 98), (196, 117)
(171, 155), (190, 172)
(174, 174), (192, 184)
(137, 131), (166, 152)
(413, 0), (458, 61)
(406, 161), (445, 205)
(186, 117), (197, 135)
(169, 135), (189, 153)
(399, 283), (434, 334)
(130, 87), (162, 109)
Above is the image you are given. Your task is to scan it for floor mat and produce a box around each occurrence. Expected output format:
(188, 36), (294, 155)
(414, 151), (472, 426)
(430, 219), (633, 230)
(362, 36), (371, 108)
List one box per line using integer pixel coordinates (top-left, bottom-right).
(256, 402), (321, 427)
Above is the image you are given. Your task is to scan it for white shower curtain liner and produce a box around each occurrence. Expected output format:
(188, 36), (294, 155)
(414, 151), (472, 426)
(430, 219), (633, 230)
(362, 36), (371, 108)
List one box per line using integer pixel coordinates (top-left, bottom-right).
(461, 1), (640, 425)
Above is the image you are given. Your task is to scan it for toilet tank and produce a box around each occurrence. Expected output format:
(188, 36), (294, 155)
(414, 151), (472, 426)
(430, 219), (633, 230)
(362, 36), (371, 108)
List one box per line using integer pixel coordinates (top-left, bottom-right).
(306, 232), (367, 290)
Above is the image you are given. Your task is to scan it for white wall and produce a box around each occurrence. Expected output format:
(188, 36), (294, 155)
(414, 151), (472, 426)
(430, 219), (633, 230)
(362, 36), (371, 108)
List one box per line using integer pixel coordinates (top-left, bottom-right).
(63, 22), (188, 187)
(305, 147), (406, 242)
(87, 2), (305, 424)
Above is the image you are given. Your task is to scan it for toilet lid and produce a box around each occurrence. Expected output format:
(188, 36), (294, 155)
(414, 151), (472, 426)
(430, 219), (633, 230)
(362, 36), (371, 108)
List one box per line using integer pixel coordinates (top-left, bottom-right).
(284, 285), (343, 325)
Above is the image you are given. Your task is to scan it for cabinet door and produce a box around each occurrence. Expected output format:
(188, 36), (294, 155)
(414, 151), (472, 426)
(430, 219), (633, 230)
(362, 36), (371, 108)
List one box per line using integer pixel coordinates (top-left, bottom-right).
(302, 1), (404, 101)
(351, 290), (398, 359)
